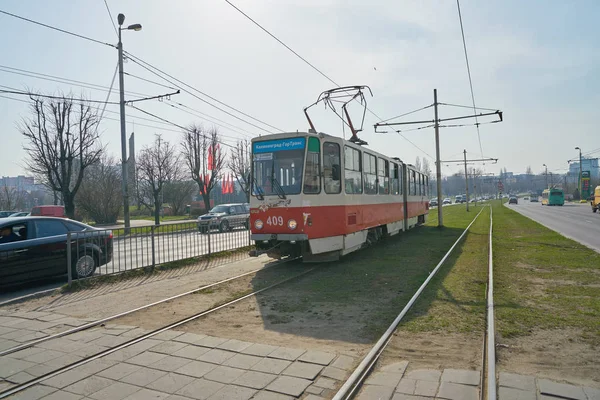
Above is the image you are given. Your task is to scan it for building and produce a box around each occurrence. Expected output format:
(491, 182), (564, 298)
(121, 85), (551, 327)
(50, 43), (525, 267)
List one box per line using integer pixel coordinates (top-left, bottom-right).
(569, 157), (600, 180)
(0, 175), (35, 191)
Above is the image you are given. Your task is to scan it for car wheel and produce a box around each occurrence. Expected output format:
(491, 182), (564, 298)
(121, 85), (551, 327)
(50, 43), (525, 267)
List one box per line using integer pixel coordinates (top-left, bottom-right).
(219, 220), (229, 233)
(73, 252), (97, 279)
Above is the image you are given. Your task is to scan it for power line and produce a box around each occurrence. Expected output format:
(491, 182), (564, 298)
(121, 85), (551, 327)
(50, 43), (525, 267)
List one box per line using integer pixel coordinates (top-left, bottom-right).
(0, 87), (120, 105)
(456, 0), (484, 160)
(123, 72), (179, 91)
(0, 9), (115, 48)
(124, 51), (283, 134)
(102, 0), (118, 37)
(438, 102), (498, 112)
(378, 104), (434, 124)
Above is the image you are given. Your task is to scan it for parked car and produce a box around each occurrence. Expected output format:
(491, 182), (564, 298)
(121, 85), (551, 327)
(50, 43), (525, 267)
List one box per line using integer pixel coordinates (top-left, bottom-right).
(509, 197), (518, 204)
(0, 211), (14, 218)
(9, 212), (29, 217)
(197, 203), (250, 233)
(443, 198), (452, 205)
(0, 217), (113, 288)
(430, 198), (438, 207)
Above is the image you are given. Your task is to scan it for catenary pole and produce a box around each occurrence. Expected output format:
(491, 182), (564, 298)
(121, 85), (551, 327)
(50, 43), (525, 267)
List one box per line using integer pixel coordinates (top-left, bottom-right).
(434, 89), (443, 227)
(464, 149), (470, 212)
(118, 21), (130, 231)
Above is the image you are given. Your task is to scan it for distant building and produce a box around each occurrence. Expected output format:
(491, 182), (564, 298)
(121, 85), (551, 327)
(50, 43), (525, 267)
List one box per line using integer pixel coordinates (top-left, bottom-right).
(569, 157), (599, 180)
(0, 175), (35, 191)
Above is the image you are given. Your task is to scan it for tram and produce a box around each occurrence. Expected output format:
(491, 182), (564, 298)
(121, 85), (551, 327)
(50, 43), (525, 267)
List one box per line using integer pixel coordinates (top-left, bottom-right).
(249, 131), (429, 262)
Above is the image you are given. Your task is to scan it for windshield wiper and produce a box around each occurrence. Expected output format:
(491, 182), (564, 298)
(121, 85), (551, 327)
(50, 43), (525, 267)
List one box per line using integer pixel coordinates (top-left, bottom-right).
(251, 175), (264, 200)
(271, 176), (287, 200)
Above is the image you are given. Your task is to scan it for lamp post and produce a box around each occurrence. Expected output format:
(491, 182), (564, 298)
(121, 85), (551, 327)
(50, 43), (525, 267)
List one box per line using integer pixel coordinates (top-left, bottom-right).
(575, 146), (582, 200)
(117, 13), (142, 231)
(543, 164), (548, 189)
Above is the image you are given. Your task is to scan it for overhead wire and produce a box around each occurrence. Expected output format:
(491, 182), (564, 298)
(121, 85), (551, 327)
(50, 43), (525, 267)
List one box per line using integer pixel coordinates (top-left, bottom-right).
(0, 9), (115, 48)
(102, 0), (119, 37)
(456, 0), (484, 160)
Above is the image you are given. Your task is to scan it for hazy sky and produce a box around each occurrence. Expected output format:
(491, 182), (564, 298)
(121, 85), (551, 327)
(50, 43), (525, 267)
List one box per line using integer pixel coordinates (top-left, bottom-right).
(1, 0), (598, 179)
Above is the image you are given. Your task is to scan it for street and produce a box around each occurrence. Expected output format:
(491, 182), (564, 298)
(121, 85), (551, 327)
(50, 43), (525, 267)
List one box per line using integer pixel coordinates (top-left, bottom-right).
(506, 200), (600, 253)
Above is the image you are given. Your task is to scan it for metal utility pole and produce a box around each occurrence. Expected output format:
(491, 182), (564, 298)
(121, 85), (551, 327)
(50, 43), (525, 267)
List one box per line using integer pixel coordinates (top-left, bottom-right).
(463, 150), (470, 211)
(575, 146), (582, 198)
(543, 164), (548, 189)
(374, 89), (503, 227)
(434, 89), (443, 227)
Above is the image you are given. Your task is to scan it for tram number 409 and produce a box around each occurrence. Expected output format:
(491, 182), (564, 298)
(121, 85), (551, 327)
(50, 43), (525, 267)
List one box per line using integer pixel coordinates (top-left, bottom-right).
(266, 216), (284, 226)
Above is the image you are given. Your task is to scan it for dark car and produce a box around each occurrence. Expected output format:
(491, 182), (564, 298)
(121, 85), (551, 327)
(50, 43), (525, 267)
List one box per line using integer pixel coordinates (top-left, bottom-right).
(0, 211), (15, 218)
(197, 204), (250, 233)
(0, 217), (113, 288)
(509, 197), (518, 204)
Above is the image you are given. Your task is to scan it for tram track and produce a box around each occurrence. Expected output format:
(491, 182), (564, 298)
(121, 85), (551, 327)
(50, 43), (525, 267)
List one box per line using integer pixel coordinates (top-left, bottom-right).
(332, 206), (493, 400)
(0, 260), (317, 399)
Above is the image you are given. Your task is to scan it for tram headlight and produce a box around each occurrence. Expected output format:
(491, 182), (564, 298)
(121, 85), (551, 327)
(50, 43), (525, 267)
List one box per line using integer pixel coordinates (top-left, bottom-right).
(288, 219), (297, 230)
(254, 219), (263, 230)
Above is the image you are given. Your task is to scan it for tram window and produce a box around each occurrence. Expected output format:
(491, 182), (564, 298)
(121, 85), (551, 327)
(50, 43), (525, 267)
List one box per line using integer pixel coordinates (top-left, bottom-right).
(390, 163), (400, 195)
(344, 146), (363, 194)
(324, 142), (341, 194)
(410, 170), (416, 195)
(303, 137), (321, 194)
(364, 153), (377, 194)
(378, 158), (389, 194)
(425, 176), (429, 197)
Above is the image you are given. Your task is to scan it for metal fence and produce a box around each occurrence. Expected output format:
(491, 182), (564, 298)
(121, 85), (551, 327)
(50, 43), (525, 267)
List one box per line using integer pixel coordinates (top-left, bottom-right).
(67, 217), (252, 283)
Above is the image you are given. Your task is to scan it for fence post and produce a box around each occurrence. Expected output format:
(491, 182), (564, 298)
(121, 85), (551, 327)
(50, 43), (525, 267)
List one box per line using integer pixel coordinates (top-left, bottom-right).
(67, 232), (72, 285)
(208, 227), (211, 255)
(248, 223), (251, 247)
(151, 226), (156, 268)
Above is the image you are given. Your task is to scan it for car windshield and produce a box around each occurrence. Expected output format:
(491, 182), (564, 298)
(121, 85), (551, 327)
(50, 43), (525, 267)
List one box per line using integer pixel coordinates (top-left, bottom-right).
(252, 138), (306, 197)
(209, 206), (230, 214)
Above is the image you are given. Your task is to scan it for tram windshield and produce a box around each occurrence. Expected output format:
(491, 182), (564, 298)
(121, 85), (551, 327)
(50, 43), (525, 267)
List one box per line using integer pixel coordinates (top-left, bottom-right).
(252, 137), (306, 196)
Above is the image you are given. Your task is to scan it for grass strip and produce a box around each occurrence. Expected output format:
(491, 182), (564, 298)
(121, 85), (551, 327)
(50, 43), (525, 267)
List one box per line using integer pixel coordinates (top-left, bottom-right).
(492, 201), (600, 344)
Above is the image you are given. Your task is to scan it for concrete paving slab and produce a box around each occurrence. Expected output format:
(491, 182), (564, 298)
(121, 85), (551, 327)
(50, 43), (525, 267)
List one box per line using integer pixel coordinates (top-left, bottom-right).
(233, 371), (277, 389)
(441, 369), (480, 386)
(172, 344), (211, 360)
(37, 338), (88, 353)
(23, 363), (56, 378)
(303, 395), (327, 400)
(123, 388), (171, 400)
(251, 358), (292, 375)
(44, 369), (96, 389)
(6, 347), (46, 360)
(265, 375), (312, 397)
(584, 387), (600, 400)
(0, 326), (16, 336)
(305, 384), (325, 395)
(206, 384), (256, 400)
(215, 339), (252, 352)
(268, 347), (305, 361)
(120, 367), (167, 387)
(498, 386), (537, 400)
(71, 344), (109, 358)
(5, 383), (56, 400)
(414, 379), (439, 397)
(281, 361), (323, 380)
(89, 334), (132, 348)
(62, 375), (115, 396)
(538, 379), (586, 400)
(203, 365), (246, 384)
(88, 381), (141, 400)
(396, 378), (416, 394)
(196, 349), (236, 364)
(126, 351), (169, 367)
(313, 377), (337, 390)
(22, 349), (65, 364)
(174, 360), (217, 378)
(0, 339), (20, 352)
(321, 366), (347, 381)
(37, 390), (83, 400)
(357, 384), (395, 400)
(0, 329), (33, 341)
(437, 381), (478, 400)
(44, 353), (84, 369)
(391, 393), (432, 400)
(381, 361), (409, 374)
(194, 335), (228, 348)
(6, 371), (35, 384)
(120, 327), (152, 338)
(149, 355), (193, 372)
(499, 372), (536, 392)
(223, 353), (263, 370)
(176, 378), (225, 399)
(152, 330), (186, 341)
(164, 395), (196, 400)
(251, 391), (294, 400)
(97, 363), (142, 380)
(13, 332), (49, 343)
(405, 369), (441, 382)
(365, 371), (403, 388)
(240, 343), (278, 357)
(330, 355), (356, 370)
(0, 358), (37, 379)
(150, 341), (189, 355)
(173, 333), (209, 346)
(147, 372), (196, 393)
(297, 350), (336, 366)
(75, 358), (116, 376)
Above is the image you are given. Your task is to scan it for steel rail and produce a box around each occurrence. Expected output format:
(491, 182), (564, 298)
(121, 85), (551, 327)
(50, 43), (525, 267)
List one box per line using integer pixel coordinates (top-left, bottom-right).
(0, 265), (315, 399)
(332, 206), (486, 400)
(0, 257), (298, 357)
(486, 206), (497, 399)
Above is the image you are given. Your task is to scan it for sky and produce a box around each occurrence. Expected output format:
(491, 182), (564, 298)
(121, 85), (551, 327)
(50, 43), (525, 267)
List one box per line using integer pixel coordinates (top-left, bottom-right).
(0, 0), (598, 179)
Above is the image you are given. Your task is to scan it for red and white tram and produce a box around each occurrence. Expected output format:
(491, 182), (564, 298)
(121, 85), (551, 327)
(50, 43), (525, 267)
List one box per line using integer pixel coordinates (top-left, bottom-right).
(249, 131), (429, 261)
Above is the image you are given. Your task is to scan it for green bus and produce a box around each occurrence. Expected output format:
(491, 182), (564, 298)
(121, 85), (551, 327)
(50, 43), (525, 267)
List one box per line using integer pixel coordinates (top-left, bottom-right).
(541, 188), (564, 206)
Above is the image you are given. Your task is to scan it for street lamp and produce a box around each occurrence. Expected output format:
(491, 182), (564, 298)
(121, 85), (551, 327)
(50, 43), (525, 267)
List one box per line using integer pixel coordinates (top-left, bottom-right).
(543, 164), (548, 189)
(118, 13), (142, 231)
(575, 146), (582, 200)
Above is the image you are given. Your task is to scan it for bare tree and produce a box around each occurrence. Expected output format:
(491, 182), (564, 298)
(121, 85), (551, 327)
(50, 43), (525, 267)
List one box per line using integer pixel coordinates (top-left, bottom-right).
(415, 156), (422, 172)
(181, 125), (226, 212)
(228, 139), (251, 202)
(19, 95), (102, 218)
(75, 155), (122, 224)
(0, 182), (26, 210)
(163, 180), (196, 215)
(137, 135), (181, 225)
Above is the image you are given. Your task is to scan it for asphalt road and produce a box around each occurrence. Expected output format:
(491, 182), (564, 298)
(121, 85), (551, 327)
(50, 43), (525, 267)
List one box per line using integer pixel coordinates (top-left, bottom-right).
(506, 200), (600, 253)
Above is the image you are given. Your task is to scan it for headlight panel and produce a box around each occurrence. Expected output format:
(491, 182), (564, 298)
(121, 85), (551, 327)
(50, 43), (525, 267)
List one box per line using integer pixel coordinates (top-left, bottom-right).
(288, 219), (297, 230)
(254, 219), (263, 230)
